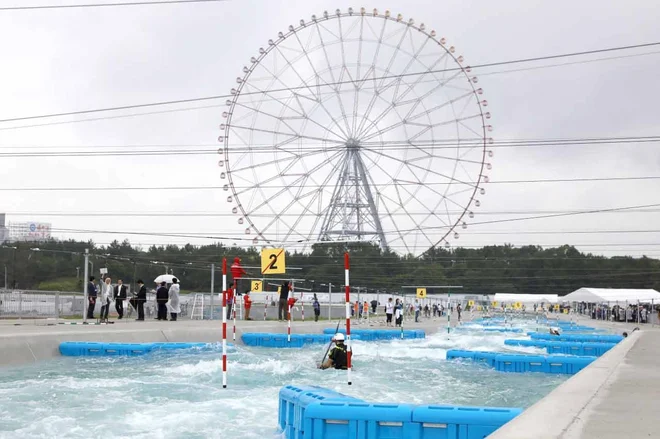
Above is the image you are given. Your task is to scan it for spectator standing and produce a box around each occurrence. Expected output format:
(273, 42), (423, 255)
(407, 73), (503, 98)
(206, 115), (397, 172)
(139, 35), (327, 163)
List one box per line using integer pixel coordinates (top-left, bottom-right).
(114, 279), (127, 319)
(86, 276), (97, 320)
(278, 281), (291, 321)
(167, 278), (181, 321)
(226, 282), (235, 320)
(230, 257), (247, 295)
(385, 298), (394, 326)
(394, 299), (403, 327)
(312, 294), (321, 322)
(156, 281), (169, 320)
(243, 290), (253, 320)
(100, 277), (113, 322)
(135, 279), (146, 321)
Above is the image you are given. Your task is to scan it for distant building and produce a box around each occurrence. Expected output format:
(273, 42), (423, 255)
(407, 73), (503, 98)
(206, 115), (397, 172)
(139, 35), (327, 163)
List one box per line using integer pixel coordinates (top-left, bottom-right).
(0, 214), (8, 244)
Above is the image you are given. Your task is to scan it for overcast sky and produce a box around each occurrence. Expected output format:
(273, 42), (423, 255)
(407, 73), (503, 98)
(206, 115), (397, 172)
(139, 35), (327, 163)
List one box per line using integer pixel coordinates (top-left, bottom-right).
(1, 0), (659, 258)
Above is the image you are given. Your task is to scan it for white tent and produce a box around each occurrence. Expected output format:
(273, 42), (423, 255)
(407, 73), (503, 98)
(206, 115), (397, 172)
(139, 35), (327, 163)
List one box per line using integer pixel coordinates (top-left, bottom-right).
(493, 293), (559, 304)
(562, 288), (660, 303)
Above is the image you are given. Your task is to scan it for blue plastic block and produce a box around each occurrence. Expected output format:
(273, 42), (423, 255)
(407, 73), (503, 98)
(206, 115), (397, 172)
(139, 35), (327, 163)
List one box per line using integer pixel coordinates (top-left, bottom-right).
(412, 405), (523, 439)
(304, 402), (416, 439)
(494, 354), (523, 373)
(472, 351), (498, 368)
(241, 333), (260, 346)
(446, 350), (476, 361)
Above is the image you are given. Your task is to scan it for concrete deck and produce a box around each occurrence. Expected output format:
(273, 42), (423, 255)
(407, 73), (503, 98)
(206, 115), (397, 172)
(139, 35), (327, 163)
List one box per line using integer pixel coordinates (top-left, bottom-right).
(0, 316), (454, 367)
(489, 316), (659, 439)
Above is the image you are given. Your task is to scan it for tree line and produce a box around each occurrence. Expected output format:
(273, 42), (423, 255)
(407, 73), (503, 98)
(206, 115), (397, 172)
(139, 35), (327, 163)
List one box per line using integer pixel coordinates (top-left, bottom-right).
(1, 239), (659, 295)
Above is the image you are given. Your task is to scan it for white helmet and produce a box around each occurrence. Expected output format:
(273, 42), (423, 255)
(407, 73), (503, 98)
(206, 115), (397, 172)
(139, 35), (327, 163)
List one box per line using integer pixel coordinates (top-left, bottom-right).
(334, 333), (345, 341)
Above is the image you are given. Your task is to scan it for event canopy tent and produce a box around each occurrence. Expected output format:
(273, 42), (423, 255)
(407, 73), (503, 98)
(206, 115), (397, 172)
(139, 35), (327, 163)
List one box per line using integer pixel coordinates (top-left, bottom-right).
(562, 288), (660, 303)
(493, 293), (559, 304)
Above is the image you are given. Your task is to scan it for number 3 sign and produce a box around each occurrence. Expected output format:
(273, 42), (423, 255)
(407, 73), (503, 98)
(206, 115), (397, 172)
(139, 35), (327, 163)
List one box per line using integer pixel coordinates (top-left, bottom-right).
(261, 248), (286, 274)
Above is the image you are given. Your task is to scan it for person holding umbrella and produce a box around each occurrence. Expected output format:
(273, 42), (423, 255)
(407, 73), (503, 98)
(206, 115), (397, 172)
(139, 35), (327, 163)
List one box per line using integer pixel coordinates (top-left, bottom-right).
(167, 278), (181, 321)
(156, 281), (169, 320)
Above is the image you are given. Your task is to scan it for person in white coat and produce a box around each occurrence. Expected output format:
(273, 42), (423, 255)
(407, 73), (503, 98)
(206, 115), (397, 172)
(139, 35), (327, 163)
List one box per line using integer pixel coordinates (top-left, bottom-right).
(100, 277), (113, 322)
(167, 278), (181, 321)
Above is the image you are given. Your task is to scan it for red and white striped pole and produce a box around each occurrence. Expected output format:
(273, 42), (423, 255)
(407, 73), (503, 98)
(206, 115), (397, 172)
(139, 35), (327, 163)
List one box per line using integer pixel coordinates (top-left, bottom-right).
(233, 301), (237, 342)
(264, 295), (268, 321)
(344, 252), (352, 386)
(287, 305), (292, 342)
(301, 295), (305, 322)
(222, 257), (227, 389)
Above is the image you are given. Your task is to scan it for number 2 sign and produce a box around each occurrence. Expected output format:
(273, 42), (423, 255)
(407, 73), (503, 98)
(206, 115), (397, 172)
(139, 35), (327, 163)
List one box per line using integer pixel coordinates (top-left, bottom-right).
(261, 248), (286, 274)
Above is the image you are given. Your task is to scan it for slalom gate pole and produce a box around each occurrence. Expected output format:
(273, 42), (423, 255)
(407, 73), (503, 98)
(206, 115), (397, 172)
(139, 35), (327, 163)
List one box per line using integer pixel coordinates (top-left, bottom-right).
(233, 303), (237, 342)
(446, 293), (451, 337)
(301, 294), (305, 322)
(344, 252), (352, 385)
(287, 305), (292, 342)
(264, 295), (268, 321)
(222, 258), (227, 389)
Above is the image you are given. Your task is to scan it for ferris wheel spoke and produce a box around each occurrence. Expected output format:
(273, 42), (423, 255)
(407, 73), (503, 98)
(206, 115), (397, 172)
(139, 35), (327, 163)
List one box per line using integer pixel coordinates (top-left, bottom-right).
(271, 44), (351, 140)
(359, 64), (461, 140)
(392, 184), (437, 247)
(242, 149), (346, 217)
(359, 149), (449, 233)
(362, 148), (477, 188)
(309, 19), (354, 136)
(358, 58), (459, 140)
(280, 153), (348, 244)
(229, 140), (343, 175)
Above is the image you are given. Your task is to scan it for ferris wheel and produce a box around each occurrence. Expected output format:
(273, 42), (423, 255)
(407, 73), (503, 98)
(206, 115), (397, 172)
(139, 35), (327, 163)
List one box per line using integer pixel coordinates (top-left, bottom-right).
(219, 8), (493, 255)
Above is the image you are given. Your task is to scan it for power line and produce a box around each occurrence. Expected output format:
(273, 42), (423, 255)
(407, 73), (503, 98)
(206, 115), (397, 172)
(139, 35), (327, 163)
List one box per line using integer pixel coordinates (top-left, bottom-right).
(0, 0), (228, 11)
(2, 176), (659, 191)
(3, 135), (660, 150)
(2, 137), (660, 157)
(5, 208), (660, 217)
(1, 41), (658, 125)
(31, 202), (660, 244)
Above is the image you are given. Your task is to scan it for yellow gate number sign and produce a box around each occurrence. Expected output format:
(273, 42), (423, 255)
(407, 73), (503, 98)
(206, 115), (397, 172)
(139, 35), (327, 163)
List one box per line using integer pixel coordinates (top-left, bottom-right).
(416, 288), (427, 298)
(468, 300), (475, 307)
(514, 302), (522, 309)
(251, 280), (263, 292)
(491, 301), (498, 307)
(554, 304), (560, 311)
(261, 248), (286, 274)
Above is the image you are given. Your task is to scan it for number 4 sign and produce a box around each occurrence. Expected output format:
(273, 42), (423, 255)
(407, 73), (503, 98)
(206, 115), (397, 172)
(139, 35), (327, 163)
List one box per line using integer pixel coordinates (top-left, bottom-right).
(261, 248), (286, 274)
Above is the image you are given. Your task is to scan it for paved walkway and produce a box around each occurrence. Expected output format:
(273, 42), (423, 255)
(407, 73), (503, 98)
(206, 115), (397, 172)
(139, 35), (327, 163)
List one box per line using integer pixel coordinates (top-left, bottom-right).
(0, 316), (459, 367)
(490, 315), (660, 439)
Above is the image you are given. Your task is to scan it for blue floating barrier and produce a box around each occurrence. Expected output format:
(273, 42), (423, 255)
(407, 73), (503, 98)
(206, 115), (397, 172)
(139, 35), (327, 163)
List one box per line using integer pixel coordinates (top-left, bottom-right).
(278, 386), (522, 439)
(504, 339), (548, 348)
(529, 333), (623, 343)
(446, 350), (477, 361)
(448, 350), (597, 375)
(59, 341), (106, 356)
(473, 351), (498, 367)
(412, 405), (522, 439)
(59, 342), (215, 357)
(303, 402), (417, 439)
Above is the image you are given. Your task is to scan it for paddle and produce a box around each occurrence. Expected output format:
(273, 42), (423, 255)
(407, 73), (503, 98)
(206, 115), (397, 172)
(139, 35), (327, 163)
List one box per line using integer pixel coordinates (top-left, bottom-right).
(319, 320), (341, 369)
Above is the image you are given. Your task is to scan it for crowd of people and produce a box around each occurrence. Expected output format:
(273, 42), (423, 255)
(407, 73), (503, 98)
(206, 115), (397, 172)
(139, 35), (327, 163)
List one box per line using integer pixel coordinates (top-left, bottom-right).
(85, 275), (181, 322)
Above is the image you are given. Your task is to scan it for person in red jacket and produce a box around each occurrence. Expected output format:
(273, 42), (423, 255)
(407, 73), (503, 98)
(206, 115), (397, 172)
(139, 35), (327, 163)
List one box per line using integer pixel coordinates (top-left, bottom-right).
(226, 282), (235, 320)
(230, 257), (247, 293)
(243, 290), (253, 320)
(287, 296), (297, 320)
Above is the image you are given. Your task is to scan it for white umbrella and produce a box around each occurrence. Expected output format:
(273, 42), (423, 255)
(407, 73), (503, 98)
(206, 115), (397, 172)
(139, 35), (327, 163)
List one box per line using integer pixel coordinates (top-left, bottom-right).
(154, 274), (179, 284)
